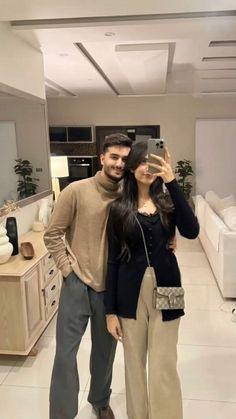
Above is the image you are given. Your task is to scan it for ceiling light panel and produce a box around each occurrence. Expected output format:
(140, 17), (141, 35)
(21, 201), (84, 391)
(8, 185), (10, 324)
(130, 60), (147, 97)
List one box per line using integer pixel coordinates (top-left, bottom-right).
(115, 43), (169, 94)
(209, 40), (236, 47)
(202, 56), (236, 62)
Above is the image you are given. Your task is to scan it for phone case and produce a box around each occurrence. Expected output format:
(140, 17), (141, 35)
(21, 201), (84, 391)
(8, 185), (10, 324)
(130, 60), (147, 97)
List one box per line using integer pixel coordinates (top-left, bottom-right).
(147, 139), (165, 174)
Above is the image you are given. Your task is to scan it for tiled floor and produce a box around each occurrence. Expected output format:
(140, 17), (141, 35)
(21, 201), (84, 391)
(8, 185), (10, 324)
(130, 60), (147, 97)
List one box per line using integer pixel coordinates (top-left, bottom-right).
(1, 236), (236, 418)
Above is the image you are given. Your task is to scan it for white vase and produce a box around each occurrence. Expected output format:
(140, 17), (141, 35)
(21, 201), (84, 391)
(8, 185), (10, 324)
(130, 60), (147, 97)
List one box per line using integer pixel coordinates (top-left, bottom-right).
(0, 223), (13, 264)
(38, 198), (49, 227)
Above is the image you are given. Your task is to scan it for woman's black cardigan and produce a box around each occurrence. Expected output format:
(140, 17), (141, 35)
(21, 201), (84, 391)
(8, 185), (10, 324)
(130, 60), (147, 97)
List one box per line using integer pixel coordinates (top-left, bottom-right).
(104, 179), (199, 322)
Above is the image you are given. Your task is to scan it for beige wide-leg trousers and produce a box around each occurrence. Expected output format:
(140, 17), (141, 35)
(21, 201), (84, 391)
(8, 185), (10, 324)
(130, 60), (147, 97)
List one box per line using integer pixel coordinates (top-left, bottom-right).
(120, 268), (183, 419)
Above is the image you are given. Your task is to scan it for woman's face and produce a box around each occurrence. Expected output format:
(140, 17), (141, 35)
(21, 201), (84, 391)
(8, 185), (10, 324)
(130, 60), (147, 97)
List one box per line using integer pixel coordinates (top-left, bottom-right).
(133, 154), (157, 186)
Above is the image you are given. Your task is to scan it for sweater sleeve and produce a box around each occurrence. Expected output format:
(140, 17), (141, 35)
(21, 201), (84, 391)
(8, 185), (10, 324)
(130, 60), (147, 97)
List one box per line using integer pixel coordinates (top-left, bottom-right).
(104, 210), (121, 314)
(165, 179), (199, 239)
(44, 184), (76, 278)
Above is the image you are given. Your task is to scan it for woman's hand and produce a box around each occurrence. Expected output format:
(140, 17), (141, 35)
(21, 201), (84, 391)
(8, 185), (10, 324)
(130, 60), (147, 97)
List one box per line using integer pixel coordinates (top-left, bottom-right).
(106, 314), (123, 341)
(148, 147), (175, 183)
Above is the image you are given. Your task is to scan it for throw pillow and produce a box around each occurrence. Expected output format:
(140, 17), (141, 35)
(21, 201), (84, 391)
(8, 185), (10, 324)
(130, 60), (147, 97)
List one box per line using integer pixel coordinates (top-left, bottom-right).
(220, 206), (236, 231)
(205, 191), (236, 216)
(221, 194), (236, 208)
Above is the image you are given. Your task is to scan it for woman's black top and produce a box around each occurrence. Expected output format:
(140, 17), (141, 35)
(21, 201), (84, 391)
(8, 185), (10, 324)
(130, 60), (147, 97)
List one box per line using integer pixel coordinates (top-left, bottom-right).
(104, 179), (199, 322)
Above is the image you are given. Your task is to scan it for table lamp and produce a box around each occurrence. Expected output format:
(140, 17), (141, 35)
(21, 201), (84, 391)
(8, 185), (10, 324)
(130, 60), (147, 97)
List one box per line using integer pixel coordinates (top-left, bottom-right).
(50, 156), (69, 201)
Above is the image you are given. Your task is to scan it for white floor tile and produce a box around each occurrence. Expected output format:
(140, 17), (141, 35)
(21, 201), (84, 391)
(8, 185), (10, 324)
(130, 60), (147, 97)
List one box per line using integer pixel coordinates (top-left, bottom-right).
(183, 399), (236, 419)
(184, 284), (223, 310)
(179, 344), (236, 402)
(0, 385), (84, 419)
(3, 336), (90, 391)
(2, 336), (55, 388)
(179, 309), (236, 347)
(176, 236), (203, 252)
(181, 265), (217, 286)
(0, 386), (49, 419)
(176, 251), (210, 268)
(0, 355), (19, 385)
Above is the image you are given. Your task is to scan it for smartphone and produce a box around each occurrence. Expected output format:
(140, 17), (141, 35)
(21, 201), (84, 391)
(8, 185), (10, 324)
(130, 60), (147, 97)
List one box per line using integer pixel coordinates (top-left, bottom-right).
(147, 138), (166, 174)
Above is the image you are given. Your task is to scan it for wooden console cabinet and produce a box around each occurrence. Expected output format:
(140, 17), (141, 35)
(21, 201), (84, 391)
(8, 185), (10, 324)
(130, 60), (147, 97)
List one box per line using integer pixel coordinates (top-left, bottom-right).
(0, 231), (61, 355)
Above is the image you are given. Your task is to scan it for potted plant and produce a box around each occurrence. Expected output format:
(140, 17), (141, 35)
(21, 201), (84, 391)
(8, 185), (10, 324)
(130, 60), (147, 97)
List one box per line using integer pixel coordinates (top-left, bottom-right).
(174, 159), (194, 201)
(14, 158), (39, 199)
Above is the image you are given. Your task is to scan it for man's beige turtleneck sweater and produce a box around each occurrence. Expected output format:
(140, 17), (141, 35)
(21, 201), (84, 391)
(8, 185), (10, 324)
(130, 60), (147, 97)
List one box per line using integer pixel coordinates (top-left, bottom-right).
(44, 171), (121, 292)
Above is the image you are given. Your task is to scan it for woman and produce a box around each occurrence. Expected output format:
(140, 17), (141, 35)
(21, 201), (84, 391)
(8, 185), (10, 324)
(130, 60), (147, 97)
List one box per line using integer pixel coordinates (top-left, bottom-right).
(104, 141), (199, 419)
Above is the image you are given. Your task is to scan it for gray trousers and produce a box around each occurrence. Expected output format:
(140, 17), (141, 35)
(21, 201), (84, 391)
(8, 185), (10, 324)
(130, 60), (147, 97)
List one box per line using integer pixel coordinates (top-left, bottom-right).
(49, 272), (117, 419)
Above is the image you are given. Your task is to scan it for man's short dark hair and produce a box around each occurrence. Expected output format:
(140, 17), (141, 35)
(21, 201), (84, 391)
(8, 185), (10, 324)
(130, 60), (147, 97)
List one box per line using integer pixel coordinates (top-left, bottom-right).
(102, 133), (133, 153)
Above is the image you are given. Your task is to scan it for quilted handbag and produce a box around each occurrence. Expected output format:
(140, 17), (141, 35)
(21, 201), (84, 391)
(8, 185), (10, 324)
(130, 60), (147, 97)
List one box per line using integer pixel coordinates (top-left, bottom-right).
(153, 286), (185, 310)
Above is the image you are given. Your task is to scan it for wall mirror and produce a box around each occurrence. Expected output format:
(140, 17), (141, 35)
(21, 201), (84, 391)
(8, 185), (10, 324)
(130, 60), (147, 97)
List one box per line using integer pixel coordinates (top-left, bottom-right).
(0, 89), (52, 207)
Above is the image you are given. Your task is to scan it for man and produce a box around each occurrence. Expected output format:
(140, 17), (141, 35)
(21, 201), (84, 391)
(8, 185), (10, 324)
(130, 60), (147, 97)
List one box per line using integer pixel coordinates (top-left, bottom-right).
(44, 133), (133, 419)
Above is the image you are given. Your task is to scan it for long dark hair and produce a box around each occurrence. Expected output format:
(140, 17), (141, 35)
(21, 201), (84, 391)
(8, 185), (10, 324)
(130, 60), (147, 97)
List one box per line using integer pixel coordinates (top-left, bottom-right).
(110, 141), (174, 260)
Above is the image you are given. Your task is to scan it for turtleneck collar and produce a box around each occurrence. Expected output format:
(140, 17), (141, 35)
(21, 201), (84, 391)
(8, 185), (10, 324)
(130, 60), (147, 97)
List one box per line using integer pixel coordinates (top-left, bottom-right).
(94, 171), (121, 193)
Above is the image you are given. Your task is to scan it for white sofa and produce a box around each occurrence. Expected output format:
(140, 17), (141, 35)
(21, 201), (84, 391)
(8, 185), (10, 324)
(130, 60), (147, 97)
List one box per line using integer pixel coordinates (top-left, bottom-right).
(195, 193), (236, 298)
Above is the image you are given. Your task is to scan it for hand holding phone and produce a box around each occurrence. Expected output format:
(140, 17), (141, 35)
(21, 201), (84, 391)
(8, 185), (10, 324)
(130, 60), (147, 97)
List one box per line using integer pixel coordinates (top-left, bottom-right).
(147, 138), (175, 183)
(147, 139), (165, 174)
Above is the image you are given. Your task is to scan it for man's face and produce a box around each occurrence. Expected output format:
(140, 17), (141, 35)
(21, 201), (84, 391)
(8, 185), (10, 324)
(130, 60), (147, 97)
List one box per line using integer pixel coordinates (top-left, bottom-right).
(100, 145), (131, 181)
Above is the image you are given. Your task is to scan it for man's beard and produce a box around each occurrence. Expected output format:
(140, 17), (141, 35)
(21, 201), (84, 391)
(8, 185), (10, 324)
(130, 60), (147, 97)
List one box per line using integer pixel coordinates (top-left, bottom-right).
(103, 167), (124, 182)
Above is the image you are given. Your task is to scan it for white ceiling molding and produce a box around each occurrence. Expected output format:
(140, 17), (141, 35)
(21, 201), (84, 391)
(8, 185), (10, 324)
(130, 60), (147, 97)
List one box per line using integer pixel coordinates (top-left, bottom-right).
(10, 10), (236, 30)
(115, 43), (169, 94)
(209, 40), (236, 47)
(202, 56), (236, 62)
(45, 78), (76, 96)
(74, 43), (119, 95)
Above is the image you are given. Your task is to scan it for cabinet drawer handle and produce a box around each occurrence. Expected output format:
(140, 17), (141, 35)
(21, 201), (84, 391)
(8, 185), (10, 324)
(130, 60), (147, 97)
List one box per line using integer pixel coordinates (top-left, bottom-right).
(51, 300), (56, 306)
(51, 285), (56, 291)
(49, 269), (54, 275)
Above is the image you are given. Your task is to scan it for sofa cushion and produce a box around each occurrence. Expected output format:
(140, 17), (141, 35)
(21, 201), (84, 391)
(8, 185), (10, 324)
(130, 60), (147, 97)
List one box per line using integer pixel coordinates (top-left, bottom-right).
(205, 191), (236, 216)
(194, 195), (206, 226)
(205, 203), (228, 251)
(221, 195), (236, 207)
(220, 206), (236, 231)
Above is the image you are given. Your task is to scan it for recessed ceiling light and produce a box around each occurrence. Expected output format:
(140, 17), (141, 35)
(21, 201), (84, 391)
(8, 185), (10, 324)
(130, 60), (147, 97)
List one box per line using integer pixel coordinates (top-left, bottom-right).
(104, 32), (115, 37)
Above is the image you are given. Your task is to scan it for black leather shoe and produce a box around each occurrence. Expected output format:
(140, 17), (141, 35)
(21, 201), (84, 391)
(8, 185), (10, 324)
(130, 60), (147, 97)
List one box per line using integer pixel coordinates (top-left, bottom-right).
(93, 405), (115, 419)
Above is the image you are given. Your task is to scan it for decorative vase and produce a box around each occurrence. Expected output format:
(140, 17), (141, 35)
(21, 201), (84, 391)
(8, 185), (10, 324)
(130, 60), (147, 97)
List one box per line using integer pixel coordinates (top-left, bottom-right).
(38, 198), (50, 227)
(0, 222), (13, 264)
(6, 216), (19, 255)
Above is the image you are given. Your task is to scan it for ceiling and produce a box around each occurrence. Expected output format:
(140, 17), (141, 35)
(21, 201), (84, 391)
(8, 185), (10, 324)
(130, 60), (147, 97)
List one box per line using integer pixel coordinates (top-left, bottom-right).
(1, 1), (236, 97)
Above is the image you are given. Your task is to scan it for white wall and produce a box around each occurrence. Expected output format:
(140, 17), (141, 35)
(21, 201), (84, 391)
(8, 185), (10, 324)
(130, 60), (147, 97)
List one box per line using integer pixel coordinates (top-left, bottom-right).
(0, 22), (45, 100)
(196, 119), (236, 197)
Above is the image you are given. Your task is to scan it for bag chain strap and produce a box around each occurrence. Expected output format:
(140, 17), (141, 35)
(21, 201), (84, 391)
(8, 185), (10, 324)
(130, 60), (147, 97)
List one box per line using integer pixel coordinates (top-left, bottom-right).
(134, 215), (157, 289)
